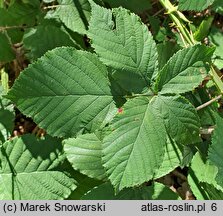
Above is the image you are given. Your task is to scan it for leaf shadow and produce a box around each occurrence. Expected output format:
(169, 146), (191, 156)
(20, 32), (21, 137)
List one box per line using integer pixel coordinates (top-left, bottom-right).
(73, 0), (89, 31)
(20, 134), (63, 160)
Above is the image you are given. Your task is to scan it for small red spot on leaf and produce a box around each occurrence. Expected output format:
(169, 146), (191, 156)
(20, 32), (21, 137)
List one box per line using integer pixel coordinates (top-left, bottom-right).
(118, 107), (123, 114)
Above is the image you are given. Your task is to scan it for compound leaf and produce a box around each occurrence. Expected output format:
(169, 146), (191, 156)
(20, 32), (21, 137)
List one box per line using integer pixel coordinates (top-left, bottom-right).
(152, 95), (201, 145)
(155, 45), (214, 94)
(0, 135), (76, 200)
(103, 97), (166, 191)
(64, 133), (106, 180)
(7, 48), (114, 138)
(88, 1), (158, 93)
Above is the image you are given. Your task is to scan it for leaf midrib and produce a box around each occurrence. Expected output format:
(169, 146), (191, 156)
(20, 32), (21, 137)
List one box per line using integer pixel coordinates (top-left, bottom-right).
(119, 103), (149, 187)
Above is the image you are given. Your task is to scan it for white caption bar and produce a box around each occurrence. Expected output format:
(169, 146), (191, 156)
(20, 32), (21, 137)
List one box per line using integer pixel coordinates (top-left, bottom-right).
(0, 200), (222, 216)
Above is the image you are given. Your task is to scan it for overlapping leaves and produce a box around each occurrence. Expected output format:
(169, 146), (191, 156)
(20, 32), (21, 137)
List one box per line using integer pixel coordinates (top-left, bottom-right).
(152, 95), (201, 145)
(82, 182), (179, 200)
(88, 0), (158, 93)
(188, 152), (223, 200)
(103, 97), (167, 191)
(64, 133), (106, 180)
(0, 86), (14, 144)
(0, 135), (76, 199)
(7, 48), (115, 138)
(7, 2), (215, 193)
(23, 23), (77, 60)
(208, 115), (223, 187)
(155, 45), (214, 94)
(51, 0), (91, 34)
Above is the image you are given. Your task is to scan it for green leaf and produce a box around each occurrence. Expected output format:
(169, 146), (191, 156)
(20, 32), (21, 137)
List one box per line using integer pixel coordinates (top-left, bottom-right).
(146, 182), (180, 200)
(53, 0), (91, 34)
(208, 115), (223, 187)
(154, 136), (183, 179)
(7, 48), (115, 138)
(0, 109), (14, 144)
(152, 95), (201, 145)
(0, 19), (24, 44)
(188, 152), (223, 200)
(157, 41), (180, 70)
(0, 33), (15, 63)
(211, 0), (223, 15)
(185, 88), (217, 127)
(200, 182), (223, 199)
(0, 85), (14, 112)
(181, 145), (197, 166)
(0, 1), (40, 45)
(103, 97), (166, 191)
(81, 182), (118, 200)
(0, 85), (14, 144)
(0, 1), (40, 27)
(82, 182), (179, 200)
(103, 0), (151, 13)
(82, 182), (150, 200)
(7, 0), (40, 26)
(23, 24), (78, 60)
(64, 133), (106, 180)
(209, 27), (223, 69)
(0, 135), (76, 200)
(0, 8), (14, 26)
(0, 0), (4, 8)
(68, 172), (102, 199)
(178, 0), (215, 11)
(155, 45), (214, 94)
(88, 1), (158, 93)
(194, 16), (214, 42)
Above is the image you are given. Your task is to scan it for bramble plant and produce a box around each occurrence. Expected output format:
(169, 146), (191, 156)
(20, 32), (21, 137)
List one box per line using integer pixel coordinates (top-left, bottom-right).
(0, 0), (223, 200)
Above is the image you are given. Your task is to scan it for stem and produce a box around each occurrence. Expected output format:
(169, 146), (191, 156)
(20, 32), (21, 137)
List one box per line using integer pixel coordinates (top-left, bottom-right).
(159, 0), (193, 46)
(158, 0), (223, 95)
(153, 8), (165, 17)
(170, 13), (193, 46)
(0, 26), (28, 31)
(43, 5), (58, 9)
(196, 95), (222, 111)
